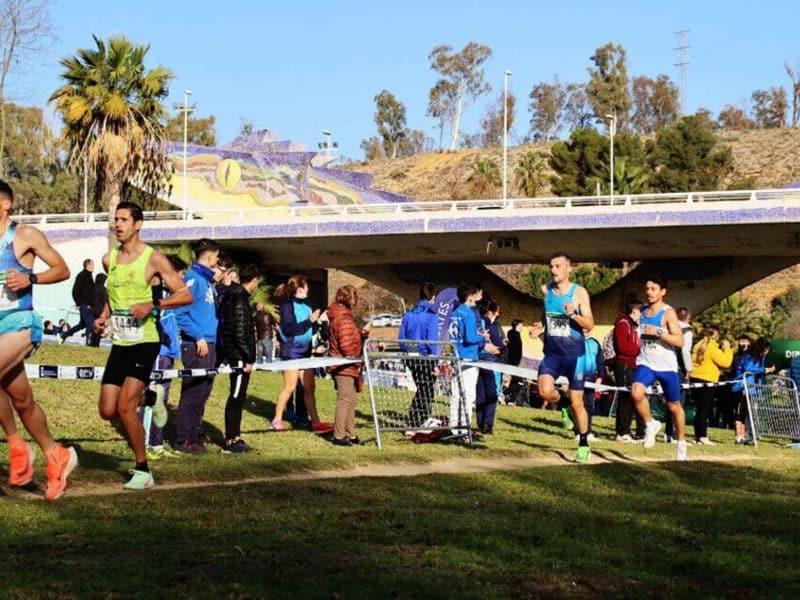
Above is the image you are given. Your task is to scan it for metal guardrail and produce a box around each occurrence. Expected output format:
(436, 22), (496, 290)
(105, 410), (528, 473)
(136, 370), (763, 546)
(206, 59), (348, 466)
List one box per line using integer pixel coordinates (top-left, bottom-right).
(12, 189), (800, 225)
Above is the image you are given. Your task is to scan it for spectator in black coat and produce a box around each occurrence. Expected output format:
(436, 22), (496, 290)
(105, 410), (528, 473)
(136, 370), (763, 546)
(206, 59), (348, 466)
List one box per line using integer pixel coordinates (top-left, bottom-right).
(505, 319), (527, 406)
(219, 264), (260, 453)
(61, 258), (95, 344)
(89, 273), (107, 346)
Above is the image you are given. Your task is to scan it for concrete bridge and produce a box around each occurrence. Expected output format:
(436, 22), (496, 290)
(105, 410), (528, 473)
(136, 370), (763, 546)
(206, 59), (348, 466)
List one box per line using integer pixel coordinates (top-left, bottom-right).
(22, 188), (800, 324)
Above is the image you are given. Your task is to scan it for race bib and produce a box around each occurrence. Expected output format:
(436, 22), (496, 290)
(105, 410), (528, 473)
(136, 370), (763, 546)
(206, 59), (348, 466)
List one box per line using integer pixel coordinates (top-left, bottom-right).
(0, 272), (20, 311)
(641, 331), (660, 352)
(111, 310), (144, 343)
(546, 312), (570, 337)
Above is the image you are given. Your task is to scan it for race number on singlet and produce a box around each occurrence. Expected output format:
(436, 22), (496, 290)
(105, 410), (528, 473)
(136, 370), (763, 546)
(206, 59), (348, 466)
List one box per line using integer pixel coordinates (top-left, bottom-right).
(0, 272), (20, 311)
(110, 309), (144, 343)
(546, 312), (570, 337)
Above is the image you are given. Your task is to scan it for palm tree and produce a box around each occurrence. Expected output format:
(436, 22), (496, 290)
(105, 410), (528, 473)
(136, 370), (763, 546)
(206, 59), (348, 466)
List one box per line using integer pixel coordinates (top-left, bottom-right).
(513, 151), (548, 197)
(591, 158), (650, 196)
(467, 157), (501, 198)
(50, 35), (173, 240)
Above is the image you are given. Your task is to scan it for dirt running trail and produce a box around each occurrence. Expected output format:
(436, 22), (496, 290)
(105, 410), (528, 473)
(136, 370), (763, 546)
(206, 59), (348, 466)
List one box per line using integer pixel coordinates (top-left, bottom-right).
(5, 452), (768, 501)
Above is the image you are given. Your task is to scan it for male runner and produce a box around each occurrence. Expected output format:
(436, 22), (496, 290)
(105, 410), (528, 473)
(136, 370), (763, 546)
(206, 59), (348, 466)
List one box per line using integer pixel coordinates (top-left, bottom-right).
(0, 180), (78, 500)
(531, 253), (595, 463)
(629, 276), (688, 461)
(94, 202), (192, 490)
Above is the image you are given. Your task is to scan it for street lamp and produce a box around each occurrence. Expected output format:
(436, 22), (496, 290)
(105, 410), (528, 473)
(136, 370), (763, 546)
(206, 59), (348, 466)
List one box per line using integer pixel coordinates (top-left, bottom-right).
(604, 113), (616, 204)
(322, 130), (332, 158)
(174, 90), (195, 219)
(503, 70), (512, 203)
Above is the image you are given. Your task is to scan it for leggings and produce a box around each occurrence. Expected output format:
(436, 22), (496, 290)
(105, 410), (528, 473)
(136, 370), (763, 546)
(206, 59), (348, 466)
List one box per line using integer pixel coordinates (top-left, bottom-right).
(691, 378), (715, 440)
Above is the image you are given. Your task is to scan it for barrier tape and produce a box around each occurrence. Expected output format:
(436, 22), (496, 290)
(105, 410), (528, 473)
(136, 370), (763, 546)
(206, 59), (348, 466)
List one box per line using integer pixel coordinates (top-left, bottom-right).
(23, 356), (361, 382)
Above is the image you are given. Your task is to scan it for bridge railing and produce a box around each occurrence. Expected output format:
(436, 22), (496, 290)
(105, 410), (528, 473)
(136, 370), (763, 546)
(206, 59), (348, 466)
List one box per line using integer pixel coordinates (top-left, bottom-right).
(13, 189), (799, 225)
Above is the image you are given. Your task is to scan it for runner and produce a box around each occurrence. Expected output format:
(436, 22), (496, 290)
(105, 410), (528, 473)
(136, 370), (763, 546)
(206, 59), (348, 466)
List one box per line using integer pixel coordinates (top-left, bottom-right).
(629, 276), (688, 460)
(94, 202), (192, 490)
(530, 253), (595, 463)
(0, 180), (78, 500)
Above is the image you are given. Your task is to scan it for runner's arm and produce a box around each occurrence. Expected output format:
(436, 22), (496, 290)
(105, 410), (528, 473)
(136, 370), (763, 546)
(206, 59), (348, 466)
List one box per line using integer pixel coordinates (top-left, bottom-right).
(152, 251), (192, 309)
(6, 226), (69, 291)
(569, 286), (595, 332)
(661, 309), (684, 348)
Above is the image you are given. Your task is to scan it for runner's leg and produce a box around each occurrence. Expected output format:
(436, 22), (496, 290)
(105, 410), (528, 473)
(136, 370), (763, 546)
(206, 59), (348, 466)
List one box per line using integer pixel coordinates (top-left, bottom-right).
(2, 363), (56, 452)
(117, 377), (148, 464)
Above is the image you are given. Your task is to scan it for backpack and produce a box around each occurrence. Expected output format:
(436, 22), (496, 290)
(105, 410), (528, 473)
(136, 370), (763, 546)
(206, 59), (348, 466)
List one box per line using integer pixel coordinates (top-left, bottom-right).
(602, 329), (616, 362)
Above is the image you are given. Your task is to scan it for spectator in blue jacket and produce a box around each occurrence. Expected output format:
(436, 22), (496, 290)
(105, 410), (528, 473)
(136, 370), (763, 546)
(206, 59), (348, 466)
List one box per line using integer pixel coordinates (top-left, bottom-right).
(173, 239), (219, 454)
(399, 283), (440, 426)
(733, 337), (773, 444)
(271, 275), (333, 434)
(476, 300), (505, 434)
(449, 283), (500, 438)
(575, 331), (603, 440)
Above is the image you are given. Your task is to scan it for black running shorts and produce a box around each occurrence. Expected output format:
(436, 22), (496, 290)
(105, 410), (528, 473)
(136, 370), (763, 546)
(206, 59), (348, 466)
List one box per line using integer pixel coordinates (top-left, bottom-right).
(101, 343), (161, 387)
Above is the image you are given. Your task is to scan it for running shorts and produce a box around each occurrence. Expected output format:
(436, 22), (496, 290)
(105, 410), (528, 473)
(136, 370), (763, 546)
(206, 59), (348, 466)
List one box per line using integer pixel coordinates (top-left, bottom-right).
(632, 365), (681, 403)
(0, 310), (43, 357)
(101, 342), (160, 386)
(539, 354), (585, 391)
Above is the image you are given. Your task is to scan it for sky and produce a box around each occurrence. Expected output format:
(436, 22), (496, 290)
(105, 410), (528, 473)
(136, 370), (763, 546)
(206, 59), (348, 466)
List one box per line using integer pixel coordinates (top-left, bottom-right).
(9, 0), (800, 160)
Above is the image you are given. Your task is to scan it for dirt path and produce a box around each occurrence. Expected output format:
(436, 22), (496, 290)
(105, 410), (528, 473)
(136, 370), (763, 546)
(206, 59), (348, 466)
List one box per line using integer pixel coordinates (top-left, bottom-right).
(3, 452), (768, 501)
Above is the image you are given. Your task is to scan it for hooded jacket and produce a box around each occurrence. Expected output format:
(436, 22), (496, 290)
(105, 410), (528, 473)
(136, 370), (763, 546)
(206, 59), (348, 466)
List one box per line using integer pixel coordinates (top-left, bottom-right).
(278, 297), (314, 359)
(613, 313), (641, 370)
(450, 303), (485, 361)
(398, 300), (439, 355)
(220, 283), (256, 365)
(326, 302), (367, 378)
(175, 263), (218, 342)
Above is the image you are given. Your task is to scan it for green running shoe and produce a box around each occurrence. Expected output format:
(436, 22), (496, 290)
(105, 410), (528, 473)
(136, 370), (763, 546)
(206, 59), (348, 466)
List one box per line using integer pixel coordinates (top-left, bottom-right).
(123, 469), (155, 491)
(575, 446), (591, 464)
(561, 408), (574, 431)
(146, 446), (166, 461)
(152, 385), (168, 429)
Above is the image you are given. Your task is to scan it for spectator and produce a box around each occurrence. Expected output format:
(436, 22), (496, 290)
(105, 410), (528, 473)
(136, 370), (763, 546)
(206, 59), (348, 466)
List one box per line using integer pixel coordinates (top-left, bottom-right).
(255, 303), (277, 363)
(690, 325), (733, 444)
(43, 320), (58, 335)
(733, 337), (773, 444)
(90, 273), (108, 346)
(58, 319), (69, 334)
(398, 283), (439, 426)
(612, 300), (645, 442)
(665, 307), (694, 442)
(214, 252), (234, 366)
(60, 258), (95, 344)
(505, 319), (527, 406)
(576, 330), (603, 440)
(173, 238), (220, 454)
(476, 300), (505, 434)
(326, 285), (370, 446)
(220, 264), (260, 453)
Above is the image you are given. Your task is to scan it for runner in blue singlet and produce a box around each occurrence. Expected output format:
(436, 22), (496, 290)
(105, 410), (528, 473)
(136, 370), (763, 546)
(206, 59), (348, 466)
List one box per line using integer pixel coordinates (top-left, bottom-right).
(530, 252), (596, 463)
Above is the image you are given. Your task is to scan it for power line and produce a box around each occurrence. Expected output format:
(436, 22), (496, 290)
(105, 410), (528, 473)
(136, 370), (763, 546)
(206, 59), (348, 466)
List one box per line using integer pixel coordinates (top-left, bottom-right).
(674, 30), (690, 113)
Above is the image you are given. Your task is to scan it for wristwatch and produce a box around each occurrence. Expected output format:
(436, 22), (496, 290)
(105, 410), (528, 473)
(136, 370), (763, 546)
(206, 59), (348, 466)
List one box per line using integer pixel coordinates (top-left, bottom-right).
(153, 298), (162, 310)
(28, 273), (38, 285)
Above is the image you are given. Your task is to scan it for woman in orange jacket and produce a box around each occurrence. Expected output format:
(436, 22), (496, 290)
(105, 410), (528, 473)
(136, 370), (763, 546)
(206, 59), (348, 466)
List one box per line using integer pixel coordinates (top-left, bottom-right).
(689, 325), (733, 444)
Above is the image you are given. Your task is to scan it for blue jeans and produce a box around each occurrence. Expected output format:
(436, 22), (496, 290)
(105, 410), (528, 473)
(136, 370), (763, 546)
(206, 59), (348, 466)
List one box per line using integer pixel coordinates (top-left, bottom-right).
(62, 304), (95, 344)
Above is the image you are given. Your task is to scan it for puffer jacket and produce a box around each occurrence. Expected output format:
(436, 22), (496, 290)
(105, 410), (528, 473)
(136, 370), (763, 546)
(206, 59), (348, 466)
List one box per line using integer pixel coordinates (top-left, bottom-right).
(326, 302), (367, 378)
(220, 283), (256, 365)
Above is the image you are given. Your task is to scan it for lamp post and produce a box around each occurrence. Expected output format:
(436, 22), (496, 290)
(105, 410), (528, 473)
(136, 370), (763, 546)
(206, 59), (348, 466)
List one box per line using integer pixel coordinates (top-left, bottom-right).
(175, 89), (195, 219)
(604, 113), (616, 204)
(503, 69), (512, 203)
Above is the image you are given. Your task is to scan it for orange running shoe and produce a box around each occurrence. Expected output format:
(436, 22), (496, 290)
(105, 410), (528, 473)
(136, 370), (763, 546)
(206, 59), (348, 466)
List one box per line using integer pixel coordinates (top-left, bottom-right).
(44, 446), (78, 501)
(8, 441), (34, 487)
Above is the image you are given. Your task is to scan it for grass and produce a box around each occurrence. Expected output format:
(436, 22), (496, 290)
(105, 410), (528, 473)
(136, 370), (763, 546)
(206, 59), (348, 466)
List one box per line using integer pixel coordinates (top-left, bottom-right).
(1, 344), (799, 598)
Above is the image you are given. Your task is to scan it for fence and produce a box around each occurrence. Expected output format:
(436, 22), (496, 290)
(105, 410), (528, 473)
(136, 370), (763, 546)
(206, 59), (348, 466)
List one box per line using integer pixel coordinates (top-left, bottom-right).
(744, 374), (800, 446)
(363, 339), (469, 449)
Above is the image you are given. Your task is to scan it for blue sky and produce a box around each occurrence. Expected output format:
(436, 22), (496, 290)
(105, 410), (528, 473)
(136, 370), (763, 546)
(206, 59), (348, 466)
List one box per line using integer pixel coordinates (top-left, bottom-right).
(11, 0), (800, 159)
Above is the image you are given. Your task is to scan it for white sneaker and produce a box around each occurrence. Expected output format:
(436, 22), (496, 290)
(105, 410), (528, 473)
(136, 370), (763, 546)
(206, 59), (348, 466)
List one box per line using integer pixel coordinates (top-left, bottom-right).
(614, 434), (633, 443)
(643, 420), (662, 449)
(676, 440), (688, 461)
(574, 433), (598, 442)
(697, 437), (716, 445)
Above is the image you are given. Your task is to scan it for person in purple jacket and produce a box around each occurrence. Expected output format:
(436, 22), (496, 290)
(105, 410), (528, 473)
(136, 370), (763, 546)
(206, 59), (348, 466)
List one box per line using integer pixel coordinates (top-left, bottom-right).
(476, 300), (505, 434)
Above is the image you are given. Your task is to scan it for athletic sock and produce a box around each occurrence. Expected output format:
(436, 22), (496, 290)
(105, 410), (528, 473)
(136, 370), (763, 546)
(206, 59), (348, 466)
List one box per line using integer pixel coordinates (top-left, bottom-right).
(143, 391), (156, 407)
(135, 461), (150, 473)
(6, 432), (25, 448)
(579, 432), (589, 447)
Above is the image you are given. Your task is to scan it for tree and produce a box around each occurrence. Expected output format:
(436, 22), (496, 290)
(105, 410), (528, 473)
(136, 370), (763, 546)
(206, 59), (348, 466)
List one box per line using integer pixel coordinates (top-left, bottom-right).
(717, 105), (755, 130)
(586, 42), (632, 129)
(698, 294), (767, 340)
(513, 151), (548, 197)
(50, 35), (174, 241)
(426, 79), (458, 151)
(164, 113), (217, 146)
(397, 129), (433, 157)
(0, 0), (53, 178)
(648, 115), (733, 192)
(562, 83), (593, 131)
(428, 42), (493, 150)
(467, 157), (501, 198)
(239, 119), (254, 135)
(373, 90), (407, 159)
(528, 78), (567, 141)
(785, 62), (800, 127)
(523, 263), (622, 298)
(595, 158), (650, 195)
(478, 90), (515, 147)
(751, 87), (788, 128)
(630, 75), (679, 134)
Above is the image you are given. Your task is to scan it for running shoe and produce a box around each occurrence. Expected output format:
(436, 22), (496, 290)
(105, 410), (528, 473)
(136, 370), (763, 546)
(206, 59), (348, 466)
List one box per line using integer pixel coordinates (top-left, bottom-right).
(348, 436), (362, 445)
(123, 469), (155, 490)
(44, 446), (78, 501)
(575, 446), (591, 463)
(271, 418), (288, 431)
(560, 408), (574, 431)
(676, 440), (688, 461)
(574, 433), (598, 443)
(172, 441), (204, 455)
(614, 434), (633, 443)
(221, 440), (250, 454)
(311, 421), (334, 435)
(151, 385), (168, 429)
(643, 420), (662, 449)
(697, 437), (716, 445)
(332, 437), (352, 447)
(8, 440), (34, 487)
(146, 446), (168, 461)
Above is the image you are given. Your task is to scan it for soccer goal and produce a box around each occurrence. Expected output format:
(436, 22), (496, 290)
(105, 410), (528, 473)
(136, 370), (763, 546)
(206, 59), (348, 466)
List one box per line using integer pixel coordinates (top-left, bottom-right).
(363, 339), (467, 449)
(744, 374), (800, 447)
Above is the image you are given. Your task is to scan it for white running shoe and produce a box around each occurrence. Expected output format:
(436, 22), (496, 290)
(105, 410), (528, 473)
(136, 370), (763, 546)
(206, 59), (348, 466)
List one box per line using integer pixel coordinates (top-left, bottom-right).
(697, 437), (716, 445)
(643, 420), (662, 449)
(574, 433), (598, 442)
(676, 440), (688, 461)
(614, 434), (633, 443)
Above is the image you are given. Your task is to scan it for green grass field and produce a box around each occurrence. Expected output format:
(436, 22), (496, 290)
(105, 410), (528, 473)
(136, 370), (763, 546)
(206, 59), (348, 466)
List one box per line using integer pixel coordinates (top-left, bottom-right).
(1, 344), (799, 598)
